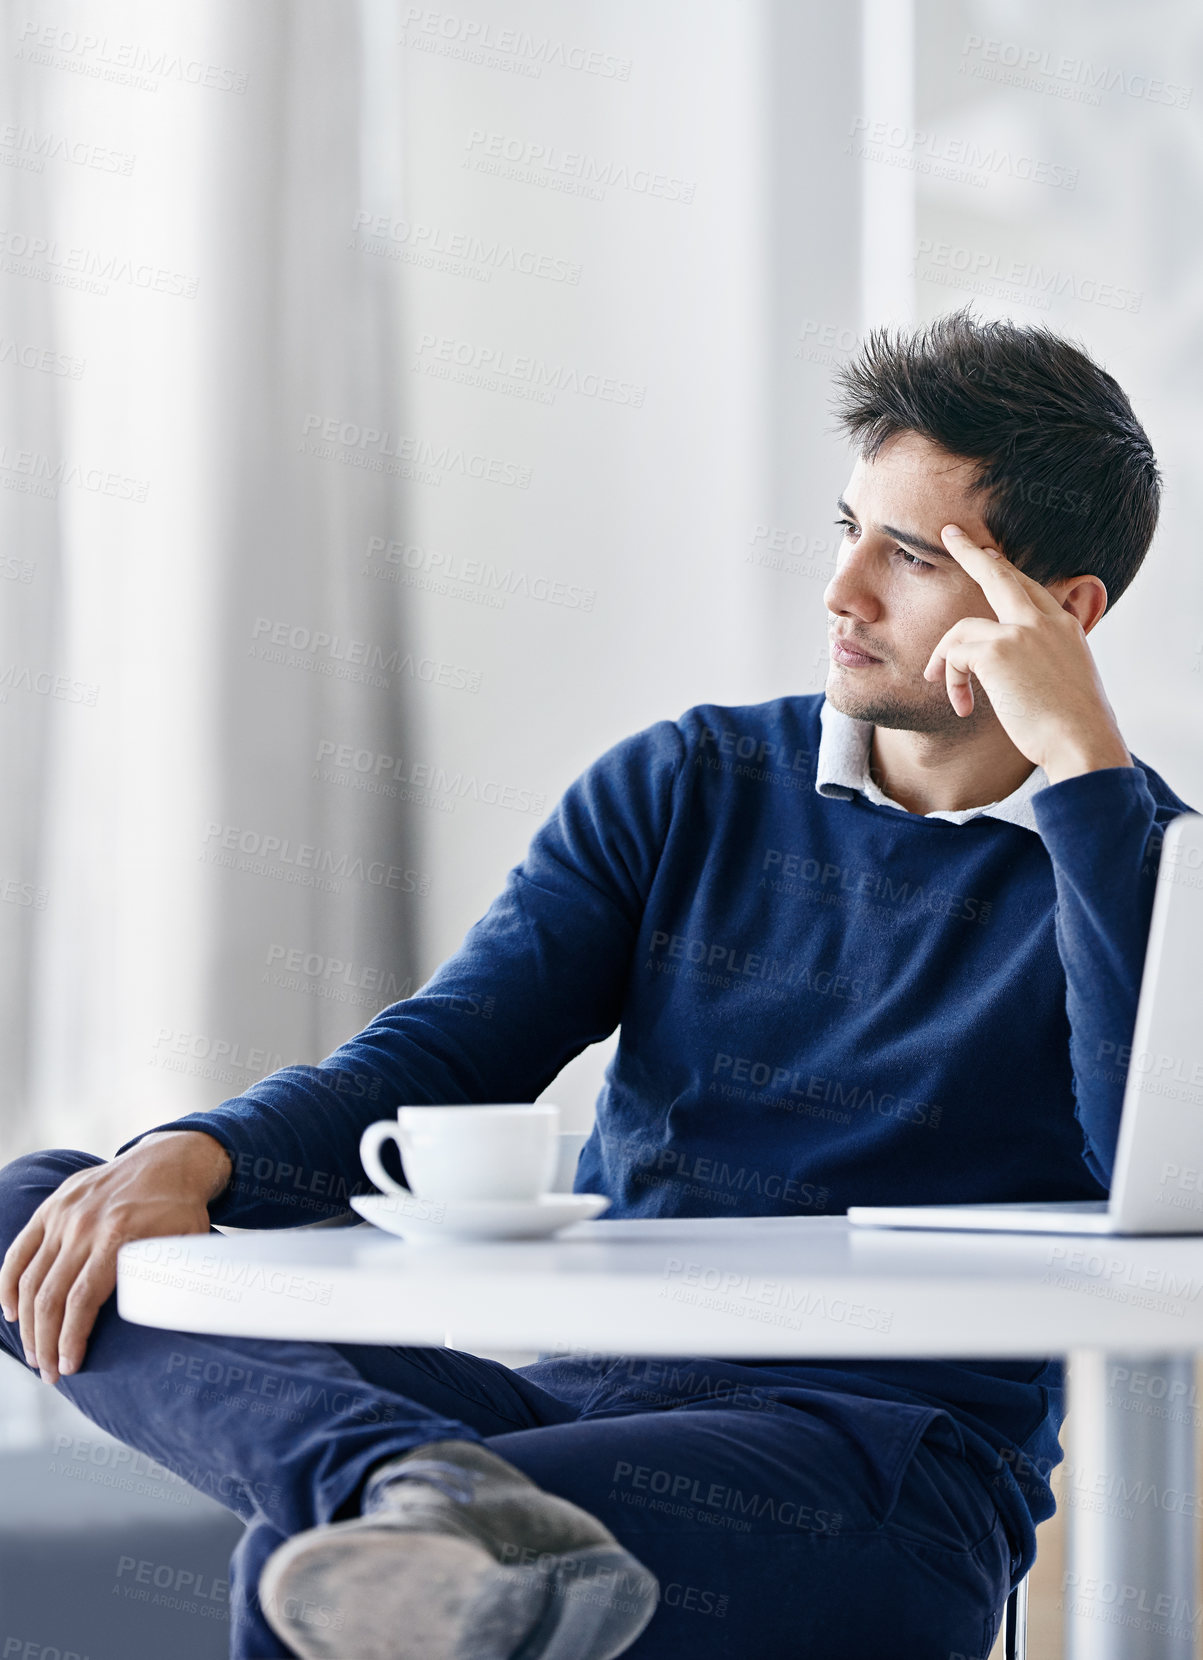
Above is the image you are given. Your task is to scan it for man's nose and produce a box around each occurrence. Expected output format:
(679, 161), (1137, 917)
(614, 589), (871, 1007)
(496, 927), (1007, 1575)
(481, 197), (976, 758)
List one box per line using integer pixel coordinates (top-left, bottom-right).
(823, 543), (880, 623)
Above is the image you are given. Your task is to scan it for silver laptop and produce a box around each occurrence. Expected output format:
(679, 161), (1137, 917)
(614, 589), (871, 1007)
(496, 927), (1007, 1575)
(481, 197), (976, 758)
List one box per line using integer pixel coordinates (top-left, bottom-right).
(847, 810), (1203, 1236)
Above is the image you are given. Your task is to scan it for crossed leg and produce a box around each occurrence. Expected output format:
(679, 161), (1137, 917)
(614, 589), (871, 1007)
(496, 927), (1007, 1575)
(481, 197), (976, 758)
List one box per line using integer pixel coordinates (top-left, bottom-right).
(0, 1150), (1011, 1659)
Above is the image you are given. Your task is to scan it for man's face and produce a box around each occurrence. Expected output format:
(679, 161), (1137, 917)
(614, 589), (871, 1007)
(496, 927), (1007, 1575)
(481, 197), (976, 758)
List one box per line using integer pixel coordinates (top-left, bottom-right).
(823, 431), (1006, 734)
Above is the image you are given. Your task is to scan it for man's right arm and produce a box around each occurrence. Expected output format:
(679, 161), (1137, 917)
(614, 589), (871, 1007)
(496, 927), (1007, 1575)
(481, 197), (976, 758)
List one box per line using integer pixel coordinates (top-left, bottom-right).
(3, 716), (686, 1379)
(113, 716), (687, 1229)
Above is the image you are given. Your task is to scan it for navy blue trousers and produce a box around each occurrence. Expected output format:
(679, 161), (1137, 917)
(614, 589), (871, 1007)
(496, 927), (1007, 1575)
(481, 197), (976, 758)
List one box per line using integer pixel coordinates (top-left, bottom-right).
(0, 1151), (1015, 1658)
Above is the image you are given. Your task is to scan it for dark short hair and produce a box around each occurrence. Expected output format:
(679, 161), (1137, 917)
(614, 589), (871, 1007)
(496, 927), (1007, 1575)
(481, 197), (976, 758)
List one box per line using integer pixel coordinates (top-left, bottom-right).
(830, 307), (1161, 609)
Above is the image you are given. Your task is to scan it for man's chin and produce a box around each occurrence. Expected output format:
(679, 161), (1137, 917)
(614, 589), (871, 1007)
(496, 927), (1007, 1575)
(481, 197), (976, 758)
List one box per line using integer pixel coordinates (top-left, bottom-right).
(823, 668), (968, 735)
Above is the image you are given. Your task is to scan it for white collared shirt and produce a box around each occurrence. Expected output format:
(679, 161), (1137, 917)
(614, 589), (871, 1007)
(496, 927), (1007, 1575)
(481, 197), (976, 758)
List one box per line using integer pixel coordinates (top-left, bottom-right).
(815, 697), (1048, 833)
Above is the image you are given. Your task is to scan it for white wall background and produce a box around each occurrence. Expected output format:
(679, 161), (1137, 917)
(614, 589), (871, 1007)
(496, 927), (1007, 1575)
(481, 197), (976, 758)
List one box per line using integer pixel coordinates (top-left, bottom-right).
(912, 0), (1203, 800)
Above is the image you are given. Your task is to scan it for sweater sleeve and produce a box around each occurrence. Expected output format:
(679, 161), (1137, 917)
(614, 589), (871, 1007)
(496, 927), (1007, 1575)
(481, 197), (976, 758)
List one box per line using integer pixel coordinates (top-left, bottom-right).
(114, 719), (686, 1225)
(1031, 764), (1193, 1187)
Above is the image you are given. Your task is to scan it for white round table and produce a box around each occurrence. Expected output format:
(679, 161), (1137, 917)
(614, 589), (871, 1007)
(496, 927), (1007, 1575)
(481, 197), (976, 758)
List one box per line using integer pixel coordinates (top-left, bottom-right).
(117, 1211), (1203, 1659)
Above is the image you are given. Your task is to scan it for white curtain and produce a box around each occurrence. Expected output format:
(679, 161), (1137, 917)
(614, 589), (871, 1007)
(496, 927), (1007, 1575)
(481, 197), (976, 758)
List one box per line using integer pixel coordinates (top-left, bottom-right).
(0, 2), (421, 1157)
(4, 0), (850, 1159)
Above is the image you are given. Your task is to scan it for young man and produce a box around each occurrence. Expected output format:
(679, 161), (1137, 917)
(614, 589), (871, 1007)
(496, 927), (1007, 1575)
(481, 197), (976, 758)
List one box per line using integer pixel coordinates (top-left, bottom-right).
(0, 310), (1191, 1660)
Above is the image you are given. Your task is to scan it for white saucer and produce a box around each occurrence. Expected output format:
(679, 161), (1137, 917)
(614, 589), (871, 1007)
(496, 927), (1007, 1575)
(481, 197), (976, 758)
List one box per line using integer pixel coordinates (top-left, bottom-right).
(349, 1189), (610, 1242)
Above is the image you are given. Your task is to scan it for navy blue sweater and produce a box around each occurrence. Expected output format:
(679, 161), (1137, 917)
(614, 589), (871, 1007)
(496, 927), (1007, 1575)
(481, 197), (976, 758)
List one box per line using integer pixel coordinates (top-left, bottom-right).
(120, 693), (1192, 1567)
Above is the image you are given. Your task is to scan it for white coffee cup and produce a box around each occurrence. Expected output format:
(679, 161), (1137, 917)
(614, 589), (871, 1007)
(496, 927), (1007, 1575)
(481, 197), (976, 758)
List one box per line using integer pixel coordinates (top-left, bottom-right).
(359, 1104), (560, 1202)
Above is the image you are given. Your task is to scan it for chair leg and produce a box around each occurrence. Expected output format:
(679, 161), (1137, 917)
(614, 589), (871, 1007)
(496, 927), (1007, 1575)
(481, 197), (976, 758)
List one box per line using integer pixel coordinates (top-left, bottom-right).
(1004, 1574), (1028, 1660)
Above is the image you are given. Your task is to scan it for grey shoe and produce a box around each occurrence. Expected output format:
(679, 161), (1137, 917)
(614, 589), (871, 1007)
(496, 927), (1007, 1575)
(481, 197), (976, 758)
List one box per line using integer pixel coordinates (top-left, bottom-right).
(258, 1438), (660, 1660)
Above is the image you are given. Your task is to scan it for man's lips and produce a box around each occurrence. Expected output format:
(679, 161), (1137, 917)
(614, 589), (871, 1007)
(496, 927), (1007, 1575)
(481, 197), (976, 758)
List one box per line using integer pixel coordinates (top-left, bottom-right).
(829, 635), (883, 666)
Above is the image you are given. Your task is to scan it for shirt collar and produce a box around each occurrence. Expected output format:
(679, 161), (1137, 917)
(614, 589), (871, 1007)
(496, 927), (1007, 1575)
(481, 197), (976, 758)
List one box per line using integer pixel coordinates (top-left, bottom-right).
(815, 697), (1047, 834)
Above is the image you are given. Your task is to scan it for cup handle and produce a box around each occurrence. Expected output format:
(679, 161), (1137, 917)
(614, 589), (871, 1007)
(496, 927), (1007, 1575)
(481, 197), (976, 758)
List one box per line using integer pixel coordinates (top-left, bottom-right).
(359, 1121), (409, 1196)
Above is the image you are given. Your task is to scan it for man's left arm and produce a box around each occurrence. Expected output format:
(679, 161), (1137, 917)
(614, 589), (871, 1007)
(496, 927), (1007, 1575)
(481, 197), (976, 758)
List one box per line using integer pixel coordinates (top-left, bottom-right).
(926, 523), (1192, 1184)
(1030, 769), (1186, 1184)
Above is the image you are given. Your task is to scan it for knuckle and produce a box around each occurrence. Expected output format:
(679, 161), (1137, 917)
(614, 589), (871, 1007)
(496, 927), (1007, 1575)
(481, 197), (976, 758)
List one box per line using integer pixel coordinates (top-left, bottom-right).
(4, 1220), (38, 1262)
(92, 1227), (125, 1260)
(98, 1207), (131, 1237)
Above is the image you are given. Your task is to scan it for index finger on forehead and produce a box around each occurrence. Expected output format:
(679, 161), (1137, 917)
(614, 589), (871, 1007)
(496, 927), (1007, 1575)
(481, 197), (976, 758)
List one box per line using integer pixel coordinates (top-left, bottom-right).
(940, 524), (1060, 618)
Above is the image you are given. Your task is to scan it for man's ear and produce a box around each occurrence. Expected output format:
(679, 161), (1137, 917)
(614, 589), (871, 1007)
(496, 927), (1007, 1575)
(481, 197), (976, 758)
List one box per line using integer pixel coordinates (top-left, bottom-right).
(1046, 573), (1109, 635)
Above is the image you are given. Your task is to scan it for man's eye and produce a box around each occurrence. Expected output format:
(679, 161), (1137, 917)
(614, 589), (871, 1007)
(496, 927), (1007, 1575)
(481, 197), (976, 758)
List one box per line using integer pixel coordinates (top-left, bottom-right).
(835, 519), (931, 570)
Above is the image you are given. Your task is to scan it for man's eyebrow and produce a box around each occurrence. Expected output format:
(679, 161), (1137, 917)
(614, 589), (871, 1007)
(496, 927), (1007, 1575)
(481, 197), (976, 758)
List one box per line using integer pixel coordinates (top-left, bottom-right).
(836, 498), (953, 561)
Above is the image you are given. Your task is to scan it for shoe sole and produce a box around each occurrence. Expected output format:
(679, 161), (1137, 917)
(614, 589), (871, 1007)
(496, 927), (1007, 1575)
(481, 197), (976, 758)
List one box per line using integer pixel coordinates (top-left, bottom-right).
(259, 1523), (658, 1660)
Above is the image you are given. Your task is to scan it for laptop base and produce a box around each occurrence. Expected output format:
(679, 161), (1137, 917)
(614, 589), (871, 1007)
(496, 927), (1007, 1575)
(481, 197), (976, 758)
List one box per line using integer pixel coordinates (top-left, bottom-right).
(846, 1199), (1118, 1235)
